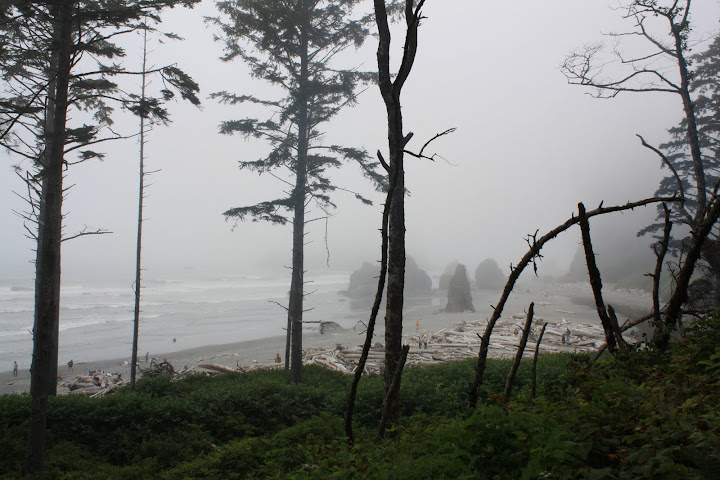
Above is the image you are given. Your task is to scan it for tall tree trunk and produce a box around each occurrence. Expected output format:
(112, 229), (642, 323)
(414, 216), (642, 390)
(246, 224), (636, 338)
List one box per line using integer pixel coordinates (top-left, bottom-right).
(671, 14), (706, 220)
(344, 161), (395, 442)
(373, 0), (424, 430)
(25, 0), (72, 474)
(131, 27), (149, 391)
(382, 103), (405, 427)
(658, 194), (720, 348)
(288, 15), (309, 384)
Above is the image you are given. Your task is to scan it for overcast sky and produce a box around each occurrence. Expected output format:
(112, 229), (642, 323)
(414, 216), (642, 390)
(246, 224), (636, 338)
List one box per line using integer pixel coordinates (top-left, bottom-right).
(2, 0), (720, 285)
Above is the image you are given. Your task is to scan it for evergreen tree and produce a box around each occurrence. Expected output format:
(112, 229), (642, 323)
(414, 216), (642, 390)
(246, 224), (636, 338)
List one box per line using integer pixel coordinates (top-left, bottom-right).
(642, 32), (720, 307)
(0, 1), (199, 473)
(210, 0), (384, 383)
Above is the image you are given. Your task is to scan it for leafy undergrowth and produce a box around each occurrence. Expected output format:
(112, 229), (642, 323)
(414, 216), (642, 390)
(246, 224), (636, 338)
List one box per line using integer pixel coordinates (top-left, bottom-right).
(1, 316), (719, 479)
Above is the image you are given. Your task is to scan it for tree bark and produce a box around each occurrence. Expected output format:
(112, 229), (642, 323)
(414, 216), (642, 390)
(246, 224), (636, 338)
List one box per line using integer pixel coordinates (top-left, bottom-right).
(577, 202), (617, 354)
(658, 191), (720, 348)
(531, 322), (548, 402)
(378, 344), (409, 439)
(503, 302), (534, 401)
(344, 154), (396, 443)
(288, 13), (309, 384)
(131, 27), (149, 391)
(25, 0), (72, 474)
(670, 8), (706, 219)
(652, 205), (672, 327)
(373, 0), (424, 432)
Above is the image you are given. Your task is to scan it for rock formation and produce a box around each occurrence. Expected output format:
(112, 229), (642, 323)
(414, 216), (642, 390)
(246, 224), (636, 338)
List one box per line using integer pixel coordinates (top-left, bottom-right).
(438, 261), (459, 290)
(474, 258), (506, 291)
(345, 256), (432, 298)
(445, 263), (475, 312)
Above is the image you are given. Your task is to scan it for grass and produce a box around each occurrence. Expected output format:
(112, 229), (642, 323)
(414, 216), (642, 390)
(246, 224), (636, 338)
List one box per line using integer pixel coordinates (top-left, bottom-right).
(1, 315), (719, 479)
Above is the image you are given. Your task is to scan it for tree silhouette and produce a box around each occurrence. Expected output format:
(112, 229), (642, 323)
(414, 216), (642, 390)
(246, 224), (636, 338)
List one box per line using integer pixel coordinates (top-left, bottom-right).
(210, 0), (384, 383)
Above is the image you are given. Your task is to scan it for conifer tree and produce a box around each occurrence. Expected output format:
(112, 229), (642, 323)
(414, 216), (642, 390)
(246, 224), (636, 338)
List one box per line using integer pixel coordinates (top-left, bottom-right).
(0, 1), (199, 473)
(210, 0), (384, 383)
(642, 33), (720, 306)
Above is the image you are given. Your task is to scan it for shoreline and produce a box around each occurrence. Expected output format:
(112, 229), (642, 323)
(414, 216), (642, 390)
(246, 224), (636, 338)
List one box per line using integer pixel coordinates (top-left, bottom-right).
(0, 281), (653, 396)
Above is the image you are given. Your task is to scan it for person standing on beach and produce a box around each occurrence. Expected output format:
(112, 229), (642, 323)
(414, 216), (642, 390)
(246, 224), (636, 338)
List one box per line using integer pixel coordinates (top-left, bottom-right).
(13, 361), (18, 377)
(145, 352), (149, 363)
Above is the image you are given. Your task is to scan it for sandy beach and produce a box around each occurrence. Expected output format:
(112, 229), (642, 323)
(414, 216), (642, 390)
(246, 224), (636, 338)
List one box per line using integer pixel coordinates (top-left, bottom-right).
(0, 281), (653, 396)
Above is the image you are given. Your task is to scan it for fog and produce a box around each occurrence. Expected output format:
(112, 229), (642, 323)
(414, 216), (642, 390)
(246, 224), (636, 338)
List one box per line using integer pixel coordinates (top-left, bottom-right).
(2, 0), (720, 286)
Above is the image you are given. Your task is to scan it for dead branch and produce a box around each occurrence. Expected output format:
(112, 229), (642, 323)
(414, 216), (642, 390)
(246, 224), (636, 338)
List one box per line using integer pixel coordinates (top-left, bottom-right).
(531, 322), (548, 401)
(345, 140), (397, 444)
(268, 300), (289, 311)
(503, 302), (534, 401)
(652, 204), (672, 326)
(403, 127), (456, 161)
(578, 202), (617, 354)
(467, 195), (681, 409)
(607, 304), (628, 350)
(61, 227), (112, 242)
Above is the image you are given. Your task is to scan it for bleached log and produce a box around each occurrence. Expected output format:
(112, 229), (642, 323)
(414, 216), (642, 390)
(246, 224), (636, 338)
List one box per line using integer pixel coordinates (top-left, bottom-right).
(69, 386), (102, 395)
(198, 363), (238, 373)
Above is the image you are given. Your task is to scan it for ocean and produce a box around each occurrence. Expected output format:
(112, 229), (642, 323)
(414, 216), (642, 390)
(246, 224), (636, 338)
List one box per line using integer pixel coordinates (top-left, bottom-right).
(0, 271), (372, 373)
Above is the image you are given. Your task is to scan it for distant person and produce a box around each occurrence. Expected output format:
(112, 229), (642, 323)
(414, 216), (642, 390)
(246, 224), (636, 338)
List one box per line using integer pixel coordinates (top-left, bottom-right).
(13, 361), (18, 377)
(415, 320), (420, 332)
(67, 359), (73, 372)
(422, 334), (428, 349)
(145, 352), (149, 363)
(274, 353), (282, 364)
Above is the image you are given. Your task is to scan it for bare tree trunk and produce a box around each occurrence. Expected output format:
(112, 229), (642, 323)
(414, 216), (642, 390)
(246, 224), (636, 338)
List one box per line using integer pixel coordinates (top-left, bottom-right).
(607, 305), (627, 350)
(383, 138), (404, 425)
(373, 0), (424, 431)
(25, 1), (72, 474)
(45, 25), (61, 398)
(658, 191), (720, 348)
(131, 27), (149, 391)
(503, 302), (534, 401)
(670, 9), (706, 220)
(577, 202), (617, 354)
(288, 16), (309, 384)
(378, 344), (409, 439)
(652, 205), (672, 326)
(344, 155), (396, 443)
(531, 322), (548, 401)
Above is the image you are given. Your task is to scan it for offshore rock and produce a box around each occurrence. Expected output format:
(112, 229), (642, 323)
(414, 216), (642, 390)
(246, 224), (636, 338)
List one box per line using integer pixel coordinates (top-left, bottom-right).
(445, 264), (475, 312)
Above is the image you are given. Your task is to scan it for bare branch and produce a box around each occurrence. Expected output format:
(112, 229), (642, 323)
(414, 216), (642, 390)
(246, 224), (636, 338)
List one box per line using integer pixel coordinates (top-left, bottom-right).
(61, 227), (112, 242)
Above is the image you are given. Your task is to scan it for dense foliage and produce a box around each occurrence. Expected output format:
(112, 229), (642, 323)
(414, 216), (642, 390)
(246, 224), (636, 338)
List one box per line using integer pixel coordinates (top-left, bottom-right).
(1, 314), (719, 479)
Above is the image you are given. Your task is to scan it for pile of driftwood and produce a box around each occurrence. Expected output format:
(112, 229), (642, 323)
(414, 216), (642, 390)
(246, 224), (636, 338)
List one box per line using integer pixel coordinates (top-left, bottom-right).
(139, 359), (196, 380)
(302, 312), (613, 375)
(66, 372), (128, 397)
